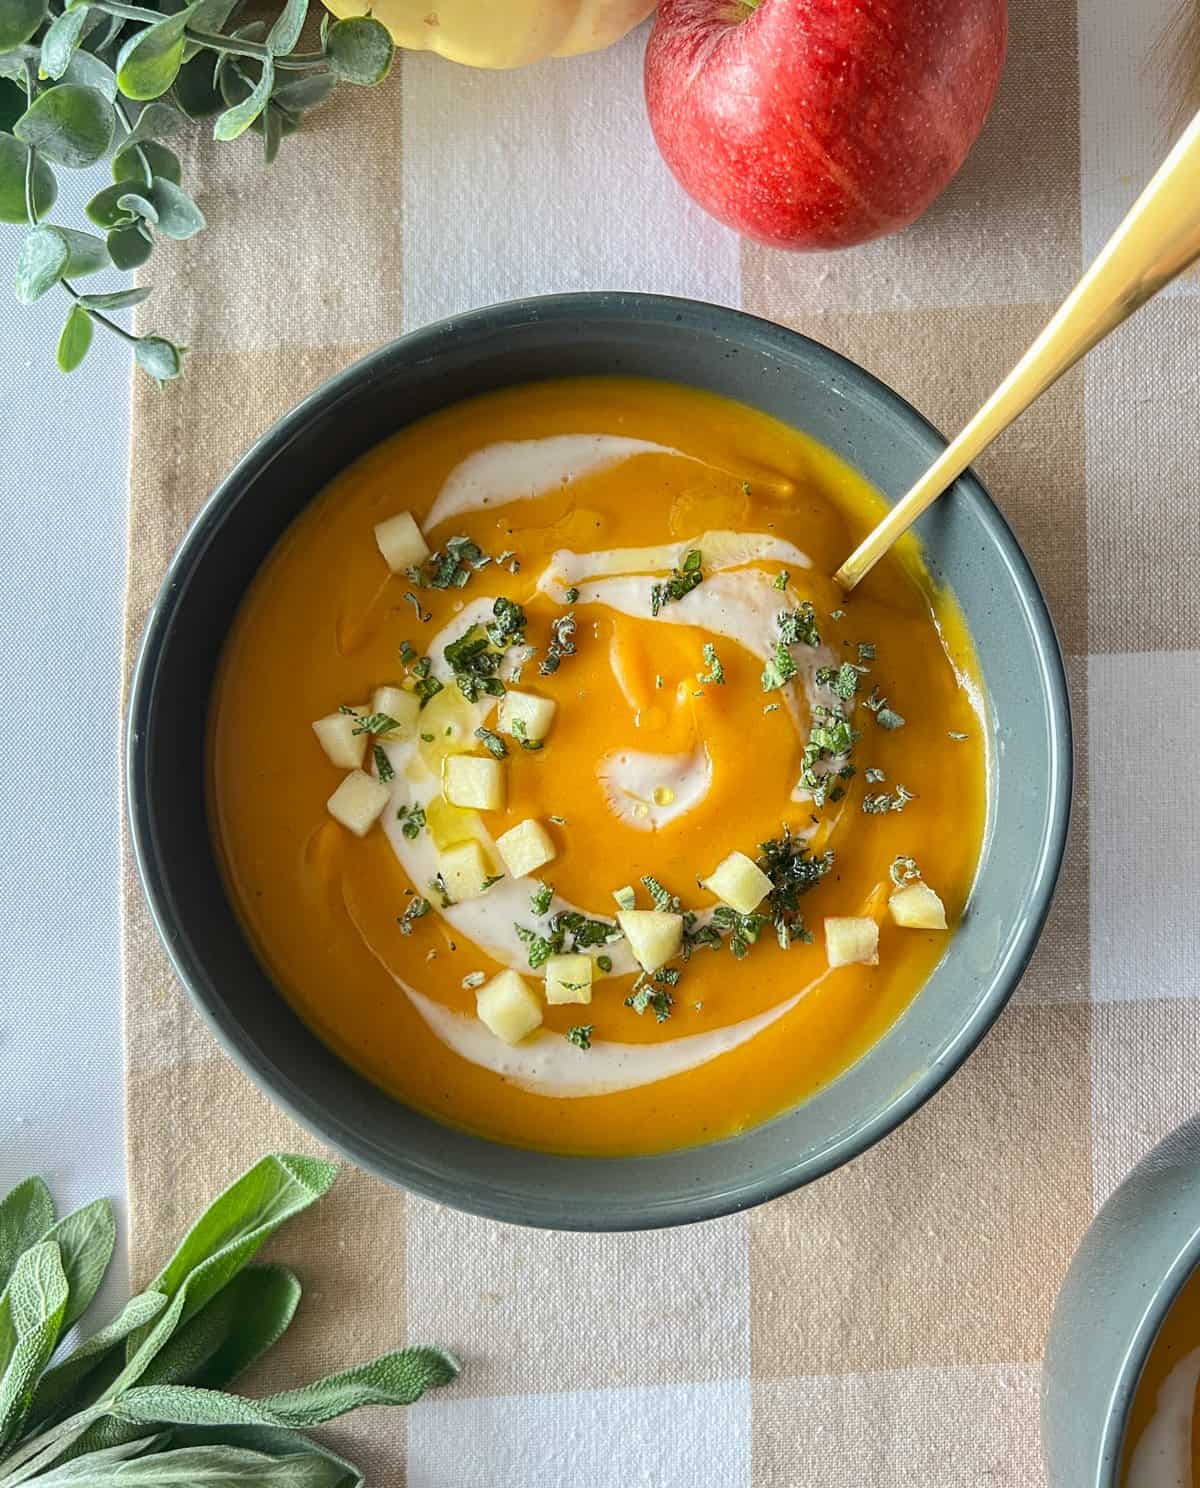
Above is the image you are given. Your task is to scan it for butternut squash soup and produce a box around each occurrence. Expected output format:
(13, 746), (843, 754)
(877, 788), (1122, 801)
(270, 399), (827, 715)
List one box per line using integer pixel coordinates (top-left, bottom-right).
(210, 377), (987, 1156)
(1122, 1267), (1200, 1488)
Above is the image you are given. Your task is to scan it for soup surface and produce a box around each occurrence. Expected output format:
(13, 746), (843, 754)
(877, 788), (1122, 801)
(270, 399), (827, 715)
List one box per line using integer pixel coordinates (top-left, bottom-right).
(1122, 1265), (1200, 1488)
(210, 377), (987, 1156)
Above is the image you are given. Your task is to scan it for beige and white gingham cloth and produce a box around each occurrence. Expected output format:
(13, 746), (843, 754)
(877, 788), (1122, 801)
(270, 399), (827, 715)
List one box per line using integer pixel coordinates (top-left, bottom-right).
(120, 2), (1200, 1481)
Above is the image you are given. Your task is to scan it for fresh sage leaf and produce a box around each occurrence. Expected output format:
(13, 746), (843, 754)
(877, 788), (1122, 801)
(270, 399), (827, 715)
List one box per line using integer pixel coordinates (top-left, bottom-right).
(171, 51), (222, 118)
(39, 8), (88, 81)
(14, 222), (68, 303)
(169, 1423), (362, 1487)
(117, 1155), (336, 1388)
(56, 303), (93, 372)
(138, 1264), (300, 1392)
(324, 16), (393, 86)
(125, 98), (186, 143)
(76, 285), (152, 310)
(60, 225), (110, 275)
(41, 1199), (115, 1331)
(213, 54), (272, 140)
(116, 188), (158, 224)
(133, 335), (184, 384)
(0, 1178), (53, 1295)
(269, 72), (334, 114)
(113, 138), (180, 185)
(147, 174), (203, 238)
(26, 1291), (167, 1429)
(59, 49), (118, 102)
(116, 6), (198, 101)
(113, 1348), (461, 1429)
(37, 1442), (356, 1485)
(0, 1241), (69, 1445)
(13, 84), (115, 167)
(266, 0), (308, 56)
(26, 1435), (165, 1483)
(106, 221), (153, 268)
(0, 0), (45, 51)
(86, 179), (137, 228)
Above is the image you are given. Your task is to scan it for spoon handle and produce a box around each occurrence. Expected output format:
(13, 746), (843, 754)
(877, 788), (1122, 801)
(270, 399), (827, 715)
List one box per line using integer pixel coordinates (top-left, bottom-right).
(835, 106), (1200, 593)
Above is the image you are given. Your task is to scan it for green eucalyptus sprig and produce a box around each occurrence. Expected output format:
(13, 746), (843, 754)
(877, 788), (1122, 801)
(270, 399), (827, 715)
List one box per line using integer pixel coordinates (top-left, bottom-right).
(0, 0), (394, 383)
(0, 1153), (458, 1484)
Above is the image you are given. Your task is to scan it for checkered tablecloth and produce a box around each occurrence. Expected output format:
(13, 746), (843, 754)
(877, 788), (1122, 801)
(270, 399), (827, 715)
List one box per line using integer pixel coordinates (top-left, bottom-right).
(120, 4), (1200, 1481)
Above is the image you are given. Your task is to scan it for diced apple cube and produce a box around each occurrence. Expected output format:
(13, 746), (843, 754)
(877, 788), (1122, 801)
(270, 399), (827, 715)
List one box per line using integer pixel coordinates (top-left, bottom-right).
(824, 916), (880, 968)
(544, 953), (593, 1006)
(312, 712), (367, 770)
(496, 689), (557, 744)
(496, 818), (556, 878)
(426, 794), (479, 850)
(476, 969), (542, 1045)
(443, 754), (505, 812)
(703, 850), (772, 915)
(889, 882), (948, 930)
(437, 840), (495, 902)
(616, 909), (683, 974)
(370, 685), (421, 739)
(327, 770), (390, 837)
(374, 510), (429, 573)
(417, 686), (477, 770)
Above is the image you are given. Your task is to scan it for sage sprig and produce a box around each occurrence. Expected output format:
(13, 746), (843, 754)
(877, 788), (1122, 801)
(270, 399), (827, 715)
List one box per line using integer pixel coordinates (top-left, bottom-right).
(1, 0), (394, 383)
(0, 1153), (458, 1485)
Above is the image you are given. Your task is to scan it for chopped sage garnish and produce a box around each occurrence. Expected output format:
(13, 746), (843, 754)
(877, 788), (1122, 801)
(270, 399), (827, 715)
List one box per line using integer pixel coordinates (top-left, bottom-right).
(474, 726), (508, 759)
(398, 896), (432, 934)
(530, 881), (553, 916)
(566, 1025), (594, 1050)
(373, 744), (395, 782)
(539, 612), (578, 676)
(650, 549), (703, 616)
(698, 643), (725, 685)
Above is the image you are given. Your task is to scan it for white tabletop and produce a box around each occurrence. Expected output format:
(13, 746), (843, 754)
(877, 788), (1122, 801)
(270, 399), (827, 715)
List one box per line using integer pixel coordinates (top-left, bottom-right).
(0, 165), (130, 1301)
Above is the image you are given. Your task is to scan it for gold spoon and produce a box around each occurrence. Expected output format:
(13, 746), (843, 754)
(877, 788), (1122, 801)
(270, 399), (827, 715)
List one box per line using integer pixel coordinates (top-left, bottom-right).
(835, 107), (1200, 592)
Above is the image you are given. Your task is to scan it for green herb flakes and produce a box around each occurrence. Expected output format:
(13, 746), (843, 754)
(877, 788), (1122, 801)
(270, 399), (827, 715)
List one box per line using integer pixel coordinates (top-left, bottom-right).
(530, 881), (553, 916)
(774, 570), (790, 591)
(641, 875), (680, 914)
(891, 856), (921, 886)
(475, 726), (508, 759)
(761, 641), (798, 693)
(863, 785), (916, 814)
(404, 592), (431, 623)
(757, 828), (833, 949)
(539, 612), (577, 676)
(876, 706), (906, 731)
(597, 954), (613, 973)
(777, 603), (820, 648)
(512, 717), (543, 752)
(564, 585), (580, 603)
(816, 662), (862, 701)
(353, 711), (402, 736)
(625, 982), (674, 1022)
(407, 534), (493, 592)
(650, 549), (703, 617)
(373, 745), (395, 782)
(396, 804), (426, 839)
(857, 641), (876, 662)
(699, 642), (725, 685)
(487, 595), (527, 648)
(397, 896), (431, 934)
(566, 1025), (594, 1050)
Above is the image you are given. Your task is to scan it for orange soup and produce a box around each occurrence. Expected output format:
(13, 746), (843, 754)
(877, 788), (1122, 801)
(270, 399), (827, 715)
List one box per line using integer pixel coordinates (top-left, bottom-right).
(1122, 1266), (1200, 1488)
(210, 377), (987, 1156)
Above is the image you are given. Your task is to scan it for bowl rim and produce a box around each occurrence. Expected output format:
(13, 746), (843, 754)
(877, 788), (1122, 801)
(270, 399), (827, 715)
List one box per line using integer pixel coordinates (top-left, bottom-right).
(126, 290), (1073, 1228)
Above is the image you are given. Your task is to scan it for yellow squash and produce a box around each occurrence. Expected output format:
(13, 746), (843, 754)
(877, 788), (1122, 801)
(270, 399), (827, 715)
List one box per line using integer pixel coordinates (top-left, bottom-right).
(323, 0), (656, 68)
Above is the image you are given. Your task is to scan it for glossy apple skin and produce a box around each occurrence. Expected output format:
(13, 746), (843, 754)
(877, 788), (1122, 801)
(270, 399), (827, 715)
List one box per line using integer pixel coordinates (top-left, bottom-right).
(644, 0), (1007, 251)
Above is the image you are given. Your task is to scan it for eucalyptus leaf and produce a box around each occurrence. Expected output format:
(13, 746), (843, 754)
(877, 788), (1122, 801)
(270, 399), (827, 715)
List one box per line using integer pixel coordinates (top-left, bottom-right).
(170, 52), (221, 118)
(267, 72), (334, 113)
(146, 174), (202, 238)
(0, 1241), (69, 1445)
(39, 8), (88, 80)
(106, 221), (153, 268)
(116, 189), (158, 224)
(324, 16), (393, 86)
(113, 1348), (460, 1429)
(0, 0), (45, 51)
(56, 303), (93, 372)
(14, 222), (68, 302)
(0, 131), (57, 223)
(87, 180), (137, 228)
(116, 6), (198, 101)
(261, 100), (280, 163)
(132, 336), (184, 384)
(13, 84), (115, 167)
(42, 1200), (116, 1331)
(76, 285), (152, 311)
(27, 1292), (167, 1428)
(37, 1442), (355, 1485)
(125, 98), (185, 142)
(187, 0), (239, 32)
(0, 1178), (54, 1295)
(113, 139), (180, 185)
(0, 43), (38, 83)
(266, 0), (308, 56)
(138, 1265), (299, 1392)
(60, 225), (110, 275)
(212, 53), (270, 138)
(0, 77), (25, 131)
(59, 49), (118, 102)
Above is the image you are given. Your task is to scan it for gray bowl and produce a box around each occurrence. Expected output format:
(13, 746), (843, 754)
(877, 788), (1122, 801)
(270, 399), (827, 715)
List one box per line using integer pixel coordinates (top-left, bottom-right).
(1043, 1116), (1200, 1486)
(127, 291), (1071, 1230)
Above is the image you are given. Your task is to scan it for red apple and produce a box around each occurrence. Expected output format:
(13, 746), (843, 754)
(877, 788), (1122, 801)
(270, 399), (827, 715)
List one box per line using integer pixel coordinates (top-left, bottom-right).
(644, 0), (1007, 251)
